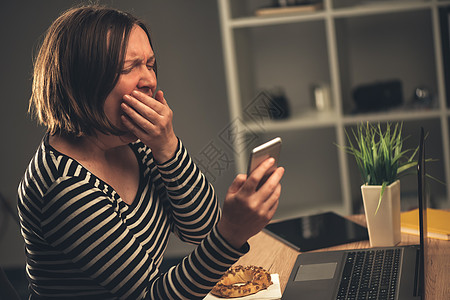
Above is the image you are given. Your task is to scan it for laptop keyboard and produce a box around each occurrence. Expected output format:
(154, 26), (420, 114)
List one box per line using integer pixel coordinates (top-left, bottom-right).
(336, 249), (401, 300)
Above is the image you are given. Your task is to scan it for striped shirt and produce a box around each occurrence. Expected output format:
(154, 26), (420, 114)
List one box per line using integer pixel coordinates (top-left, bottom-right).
(17, 135), (248, 299)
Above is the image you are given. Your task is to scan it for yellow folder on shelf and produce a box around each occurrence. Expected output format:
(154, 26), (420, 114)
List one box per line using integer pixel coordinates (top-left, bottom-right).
(401, 208), (450, 240)
(255, 3), (323, 16)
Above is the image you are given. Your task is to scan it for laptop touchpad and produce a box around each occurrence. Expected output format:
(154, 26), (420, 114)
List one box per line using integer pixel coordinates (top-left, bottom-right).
(294, 262), (337, 281)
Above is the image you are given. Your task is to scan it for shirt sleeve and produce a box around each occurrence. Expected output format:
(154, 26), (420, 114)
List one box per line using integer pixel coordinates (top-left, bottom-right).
(155, 139), (221, 244)
(149, 226), (249, 299)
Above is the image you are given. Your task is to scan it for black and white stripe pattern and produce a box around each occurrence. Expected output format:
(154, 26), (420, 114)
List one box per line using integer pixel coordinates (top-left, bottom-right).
(18, 135), (248, 299)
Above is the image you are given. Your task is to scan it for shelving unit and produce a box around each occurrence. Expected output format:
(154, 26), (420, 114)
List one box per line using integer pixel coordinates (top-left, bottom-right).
(217, 0), (450, 219)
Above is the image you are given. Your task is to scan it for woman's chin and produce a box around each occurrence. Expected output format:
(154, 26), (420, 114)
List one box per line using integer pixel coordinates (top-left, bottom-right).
(119, 132), (138, 144)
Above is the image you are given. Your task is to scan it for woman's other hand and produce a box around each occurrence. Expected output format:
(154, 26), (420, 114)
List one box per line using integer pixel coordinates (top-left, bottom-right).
(121, 89), (178, 163)
(218, 158), (285, 249)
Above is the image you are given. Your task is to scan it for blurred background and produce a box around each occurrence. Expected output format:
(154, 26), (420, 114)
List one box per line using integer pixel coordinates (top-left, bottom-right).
(1, 0), (449, 298)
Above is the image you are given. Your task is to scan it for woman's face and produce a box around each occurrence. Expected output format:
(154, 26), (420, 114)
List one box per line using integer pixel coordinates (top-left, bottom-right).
(104, 25), (157, 142)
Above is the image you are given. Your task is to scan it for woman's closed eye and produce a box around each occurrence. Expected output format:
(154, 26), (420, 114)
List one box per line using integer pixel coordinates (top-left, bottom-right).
(121, 64), (154, 74)
(121, 67), (133, 74)
(121, 62), (137, 74)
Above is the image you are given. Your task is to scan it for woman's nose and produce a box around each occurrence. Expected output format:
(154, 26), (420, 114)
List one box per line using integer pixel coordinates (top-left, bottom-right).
(137, 66), (157, 95)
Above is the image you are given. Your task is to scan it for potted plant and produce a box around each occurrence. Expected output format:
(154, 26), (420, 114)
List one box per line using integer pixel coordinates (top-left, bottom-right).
(341, 122), (425, 247)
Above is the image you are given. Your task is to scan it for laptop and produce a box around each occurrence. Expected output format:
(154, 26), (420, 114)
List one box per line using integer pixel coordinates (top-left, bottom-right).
(283, 128), (428, 300)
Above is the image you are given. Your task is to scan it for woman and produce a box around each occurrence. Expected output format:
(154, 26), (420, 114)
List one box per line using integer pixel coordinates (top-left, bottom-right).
(18, 5), (284, 299)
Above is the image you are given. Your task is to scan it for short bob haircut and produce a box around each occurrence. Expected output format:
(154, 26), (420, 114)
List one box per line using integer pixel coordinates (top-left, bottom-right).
(30, 5), (156, 137)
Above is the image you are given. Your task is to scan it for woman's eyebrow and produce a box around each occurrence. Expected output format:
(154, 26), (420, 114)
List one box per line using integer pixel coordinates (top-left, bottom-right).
(125, 55), (155, 64)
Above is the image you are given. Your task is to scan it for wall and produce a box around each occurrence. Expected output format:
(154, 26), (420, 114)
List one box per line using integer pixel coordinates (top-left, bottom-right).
(0, 0), (235, 266)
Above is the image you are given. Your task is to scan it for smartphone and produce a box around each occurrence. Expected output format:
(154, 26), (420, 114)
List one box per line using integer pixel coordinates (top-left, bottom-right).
(247, 137), (282, 188)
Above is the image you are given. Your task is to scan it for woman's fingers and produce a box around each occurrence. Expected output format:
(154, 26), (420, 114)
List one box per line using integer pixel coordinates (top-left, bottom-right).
(126, 90), (166, 115)
(122, 96), (160, 124)
(121, 101), (158, 133)
(120, 89), (173, 136)
(154, 90), (167, 105)
(258, 166), (284, 197)
(120, 113), (147, 136)
(260, 180), (282, 213)
(242, 158), (275, 192)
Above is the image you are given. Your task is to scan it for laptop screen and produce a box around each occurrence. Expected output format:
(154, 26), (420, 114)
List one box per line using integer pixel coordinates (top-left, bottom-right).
(417, 127), (428, 298)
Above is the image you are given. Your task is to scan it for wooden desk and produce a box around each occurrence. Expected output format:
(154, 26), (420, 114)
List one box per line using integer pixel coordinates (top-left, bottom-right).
(234, 214), (450, 299)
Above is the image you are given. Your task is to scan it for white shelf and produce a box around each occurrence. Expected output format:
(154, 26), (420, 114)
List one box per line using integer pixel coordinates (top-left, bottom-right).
(244, 110), (338, 133)
(342, 108), (442, 125)
(243, 108), (442, 133)
(229, 12), (326, 28)
(218, 0), (450, 217)
(332, 1), (433, 18)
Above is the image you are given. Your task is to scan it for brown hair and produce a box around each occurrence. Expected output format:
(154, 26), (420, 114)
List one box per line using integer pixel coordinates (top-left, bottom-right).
(29, 5), (156, 137)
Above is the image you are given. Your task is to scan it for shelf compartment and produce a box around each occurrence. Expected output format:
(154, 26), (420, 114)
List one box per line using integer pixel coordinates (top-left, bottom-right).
(233, 21), (331, 123)
(335, 9), (438, 115)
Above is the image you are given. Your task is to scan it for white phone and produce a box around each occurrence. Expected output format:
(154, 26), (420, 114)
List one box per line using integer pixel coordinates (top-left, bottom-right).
(247, 137), (282, 188)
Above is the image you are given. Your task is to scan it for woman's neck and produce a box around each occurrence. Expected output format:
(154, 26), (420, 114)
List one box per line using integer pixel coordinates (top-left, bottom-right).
(49, 132), (134, 163)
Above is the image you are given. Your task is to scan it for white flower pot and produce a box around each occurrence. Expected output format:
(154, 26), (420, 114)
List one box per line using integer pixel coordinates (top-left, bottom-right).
(361, 180), (401, 247)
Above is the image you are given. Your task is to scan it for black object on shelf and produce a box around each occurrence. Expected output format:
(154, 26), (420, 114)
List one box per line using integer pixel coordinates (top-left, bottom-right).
(352, 80), (403, 113)
(412, 86), (434, 109)
(269, 88), (290, 120)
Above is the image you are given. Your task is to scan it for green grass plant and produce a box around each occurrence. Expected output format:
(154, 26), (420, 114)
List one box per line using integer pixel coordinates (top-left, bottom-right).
(341, 122), (425, 214)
